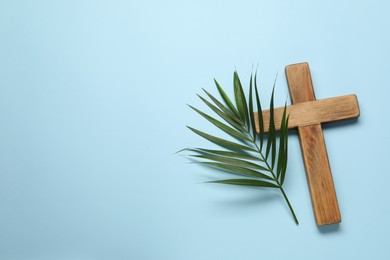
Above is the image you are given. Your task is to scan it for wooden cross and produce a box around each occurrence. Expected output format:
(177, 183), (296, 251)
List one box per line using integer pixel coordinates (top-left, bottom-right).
(255, 62), (360, 226)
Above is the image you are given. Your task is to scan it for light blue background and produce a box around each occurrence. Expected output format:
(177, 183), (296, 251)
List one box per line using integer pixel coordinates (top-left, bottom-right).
(1, 0), (389, 259)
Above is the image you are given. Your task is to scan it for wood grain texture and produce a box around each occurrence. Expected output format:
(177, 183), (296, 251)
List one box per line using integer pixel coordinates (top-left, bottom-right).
(254, 94), (360, 133)
(286, 62), (341, 226)
(298, 125), (341, 225)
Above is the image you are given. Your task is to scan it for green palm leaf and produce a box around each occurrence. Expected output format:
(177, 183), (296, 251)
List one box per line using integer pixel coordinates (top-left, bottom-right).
(266, 85), (276, 167)
(214, 79), (240, 119)
(277, 103), (288, 180)
(280, 115), (290, 185)
(233, 71), (249, 126)
(254, 72), (264, 149)
(207, 179), (278, 188)
(197, 94), (246, 132)
(186, 148), (264, 162)
(248, 74), (257, 142)
(184, 69), (298, 224)
(200, 162), (273, 181)
(188, 105), (252, 142)
(202, 89), (243, 125)
(192, 153), (269, 172)
(187, 126), (256, 152)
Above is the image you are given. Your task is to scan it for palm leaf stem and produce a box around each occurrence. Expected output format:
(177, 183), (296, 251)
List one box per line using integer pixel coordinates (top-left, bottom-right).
(243, 125), (299, 224)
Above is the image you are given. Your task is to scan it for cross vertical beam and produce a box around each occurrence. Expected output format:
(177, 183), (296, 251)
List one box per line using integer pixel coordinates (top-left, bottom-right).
(285, 63), (341, 225)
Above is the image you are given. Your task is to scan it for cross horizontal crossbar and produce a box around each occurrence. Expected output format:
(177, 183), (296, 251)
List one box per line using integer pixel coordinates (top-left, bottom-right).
(254, 94), (360, 133)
